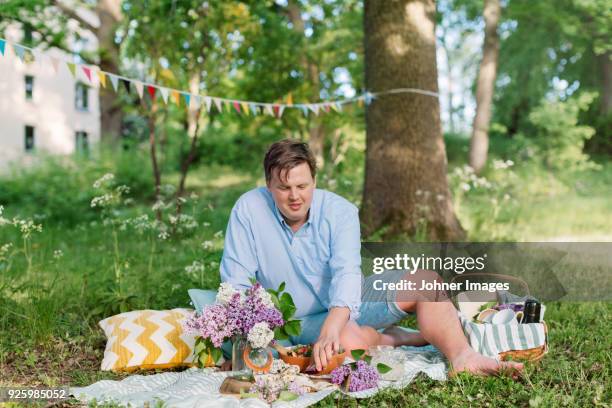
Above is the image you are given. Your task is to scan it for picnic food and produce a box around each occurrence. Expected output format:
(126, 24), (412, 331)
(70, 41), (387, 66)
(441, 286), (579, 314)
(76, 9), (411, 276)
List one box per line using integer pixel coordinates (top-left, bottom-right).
(279, 344), (346, 375)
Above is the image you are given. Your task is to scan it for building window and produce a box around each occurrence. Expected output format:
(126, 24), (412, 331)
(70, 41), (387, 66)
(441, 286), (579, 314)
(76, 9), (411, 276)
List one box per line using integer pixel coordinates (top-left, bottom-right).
(25, 75), (34, 100)
(25, 126), (35, 152)
(75, 83), (89, 111)
(75, 131), (89, 154)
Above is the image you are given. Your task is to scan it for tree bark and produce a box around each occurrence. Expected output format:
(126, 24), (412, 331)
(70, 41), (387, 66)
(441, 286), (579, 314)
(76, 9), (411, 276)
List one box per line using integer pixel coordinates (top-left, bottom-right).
(96, 0), (123, 144)
(361, 0), (465, 240)
(469, 0), (501, 173)
(598, 50), (612, 114)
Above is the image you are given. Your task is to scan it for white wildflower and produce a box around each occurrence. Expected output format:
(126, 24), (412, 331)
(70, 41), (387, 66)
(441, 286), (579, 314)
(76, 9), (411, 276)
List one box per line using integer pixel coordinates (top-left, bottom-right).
(216, 282), (238, 305)
(248, 322), (274, 349)
(201, 240), (214, 250)
(152, 200), (165, 212)
(91, 194), (112, 208)
(53, 249), (64, 260)
(93, 173), (115, 189)
(460, 183), (471, 192)
(158, 231), (170, 240)
(202, 222), (211, 228)
(213, 230), (224, 239)
(185, 260), (205, 276)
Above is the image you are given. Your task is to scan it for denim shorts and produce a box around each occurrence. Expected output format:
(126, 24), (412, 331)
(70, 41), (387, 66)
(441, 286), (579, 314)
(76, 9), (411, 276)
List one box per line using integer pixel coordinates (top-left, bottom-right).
(289, 269), (410, 345)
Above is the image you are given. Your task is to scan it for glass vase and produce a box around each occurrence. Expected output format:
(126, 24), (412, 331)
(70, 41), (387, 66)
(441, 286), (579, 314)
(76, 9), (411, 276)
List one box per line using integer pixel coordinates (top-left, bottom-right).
(231, 336), (248, 373)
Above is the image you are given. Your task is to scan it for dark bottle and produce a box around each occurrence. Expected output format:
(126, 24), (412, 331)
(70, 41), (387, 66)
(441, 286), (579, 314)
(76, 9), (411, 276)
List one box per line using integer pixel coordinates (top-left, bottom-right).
(522, 300), (541, 323)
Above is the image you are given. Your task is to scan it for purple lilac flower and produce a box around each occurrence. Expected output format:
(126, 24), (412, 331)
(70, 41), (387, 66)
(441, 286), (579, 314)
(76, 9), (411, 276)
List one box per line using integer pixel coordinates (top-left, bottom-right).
(330, 361), (379, 392)
(183, 304), (237, 348)
(229, 284), (284, 336)
(287, 381), (307, 396)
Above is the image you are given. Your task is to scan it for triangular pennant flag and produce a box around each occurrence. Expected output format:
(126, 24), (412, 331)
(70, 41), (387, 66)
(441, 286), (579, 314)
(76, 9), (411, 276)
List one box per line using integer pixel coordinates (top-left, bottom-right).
(82, 66), (92, 82)
(13, 44), (26, 61)
(224, 100), (232, 112)
(97, 71), (107, 88)
(159, 87), (169, 104)
(109, 74), (119, 91)
(204, 97), (212, 112)
(172, 90), (181, 105)
(147, 85), (157, 100)
(249, 103), (259, 116)
(331, 102), (342, 112)
(300, 106), (309, 117)
(323, 104), (331, 113)
(66, 62), (77, 77)
(357, 97), (364, 108)
(213, 98), (223, 112)
(240, 101), (250, 115)
(265, 105), (275, 116)
(0, 39), (5, 56)
(365, 92), (374, 105)
(278, 105), (286, 118)
(49, 57), (60, 74)
(286, 93), (293, 106)
(232, 101), (242, 114)
(183, 93), (191, 107)
(134, 81), (144, 99)
(308, 104), (319, 115)
(122, 79), (131, 93)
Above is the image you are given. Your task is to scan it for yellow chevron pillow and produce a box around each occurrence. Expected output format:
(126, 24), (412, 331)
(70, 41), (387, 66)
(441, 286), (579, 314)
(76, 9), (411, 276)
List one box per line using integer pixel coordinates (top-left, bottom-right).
(99, 308), (199, 372)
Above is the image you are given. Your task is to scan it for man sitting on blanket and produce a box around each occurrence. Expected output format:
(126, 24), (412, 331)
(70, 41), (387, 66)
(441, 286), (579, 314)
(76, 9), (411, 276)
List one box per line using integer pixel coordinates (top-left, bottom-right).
(220, 139), (522, 376)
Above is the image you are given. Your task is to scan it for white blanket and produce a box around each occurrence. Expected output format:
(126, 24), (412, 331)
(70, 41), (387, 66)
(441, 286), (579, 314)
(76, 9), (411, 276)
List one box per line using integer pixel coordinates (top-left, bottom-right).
(71, 346), (447, 407)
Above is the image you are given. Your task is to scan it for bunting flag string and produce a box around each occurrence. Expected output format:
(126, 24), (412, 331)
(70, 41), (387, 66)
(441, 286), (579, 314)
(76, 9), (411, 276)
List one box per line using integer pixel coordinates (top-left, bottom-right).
(0, 37), (439, 118)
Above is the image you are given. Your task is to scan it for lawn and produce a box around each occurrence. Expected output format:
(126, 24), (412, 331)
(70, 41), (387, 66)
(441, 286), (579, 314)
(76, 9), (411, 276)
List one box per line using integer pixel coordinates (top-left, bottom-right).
(0, 145), (610, 407)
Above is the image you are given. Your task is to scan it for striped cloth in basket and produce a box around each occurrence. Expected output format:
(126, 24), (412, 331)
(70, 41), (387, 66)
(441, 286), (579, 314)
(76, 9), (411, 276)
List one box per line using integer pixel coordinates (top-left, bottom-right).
(459, 313), (546, 359)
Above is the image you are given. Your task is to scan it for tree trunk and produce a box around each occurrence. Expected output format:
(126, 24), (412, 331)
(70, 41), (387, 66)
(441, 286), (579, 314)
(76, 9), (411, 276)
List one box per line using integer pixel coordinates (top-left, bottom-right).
(469, 0), (501, 173)
(598, 50), (612, 114)
(96, 0), (123, 144)
(361, 0), (465, 240)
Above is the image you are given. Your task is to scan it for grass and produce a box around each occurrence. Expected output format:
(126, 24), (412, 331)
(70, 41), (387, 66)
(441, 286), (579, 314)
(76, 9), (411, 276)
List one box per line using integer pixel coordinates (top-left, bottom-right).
(0, 140), (610, 407)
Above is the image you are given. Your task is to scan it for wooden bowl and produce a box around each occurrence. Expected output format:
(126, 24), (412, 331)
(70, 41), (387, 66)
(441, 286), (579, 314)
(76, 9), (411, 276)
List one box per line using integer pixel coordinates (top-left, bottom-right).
(279, 346), (346, 375)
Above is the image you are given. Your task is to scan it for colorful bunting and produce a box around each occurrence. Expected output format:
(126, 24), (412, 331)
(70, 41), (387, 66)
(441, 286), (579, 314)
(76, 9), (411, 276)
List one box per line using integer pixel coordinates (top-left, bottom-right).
(121, 79), (131, 93)
(134, 81), (144, 99)
(81, 66), (92, 82)
(109, 74), (119, 91)
(213, 98), (223, 112)
(98, 71), (107, 88)
(240, 101), (250, 115)
(171, 90), (181, 105)
(13, 44), (26, 61)
(159, 87), (169, 104)
(147, 85), (157, 100)
(0, 37), (437, 122)
(66, 62), (77, 77)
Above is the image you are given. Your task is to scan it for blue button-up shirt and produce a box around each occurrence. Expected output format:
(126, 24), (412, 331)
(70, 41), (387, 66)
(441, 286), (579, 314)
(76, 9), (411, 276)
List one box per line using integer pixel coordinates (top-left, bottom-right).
(220, 187), (362, 319)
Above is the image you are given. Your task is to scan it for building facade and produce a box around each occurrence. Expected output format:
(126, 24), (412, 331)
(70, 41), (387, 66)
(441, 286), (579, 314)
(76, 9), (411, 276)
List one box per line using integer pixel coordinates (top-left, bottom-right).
(0, 21), (100, 171)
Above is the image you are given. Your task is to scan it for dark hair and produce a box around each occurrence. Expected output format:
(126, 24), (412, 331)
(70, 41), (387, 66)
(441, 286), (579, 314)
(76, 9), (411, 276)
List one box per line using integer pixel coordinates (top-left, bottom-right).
(263, 139), (317, 183)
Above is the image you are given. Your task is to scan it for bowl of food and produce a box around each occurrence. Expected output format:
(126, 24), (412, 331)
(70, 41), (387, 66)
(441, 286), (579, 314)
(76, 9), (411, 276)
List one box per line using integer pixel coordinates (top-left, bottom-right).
(278, 344), (346, 375)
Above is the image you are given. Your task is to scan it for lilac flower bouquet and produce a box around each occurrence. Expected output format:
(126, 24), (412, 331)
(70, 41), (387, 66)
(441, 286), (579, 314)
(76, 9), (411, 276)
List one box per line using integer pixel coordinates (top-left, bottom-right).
(330, 349), (391, 392)
(184, 281), (301, 367)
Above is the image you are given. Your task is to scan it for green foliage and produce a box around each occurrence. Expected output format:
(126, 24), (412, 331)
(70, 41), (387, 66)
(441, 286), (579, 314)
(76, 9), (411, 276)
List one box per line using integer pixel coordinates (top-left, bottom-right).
(268, 282), (302, 340)
(520, 92), (598, 171)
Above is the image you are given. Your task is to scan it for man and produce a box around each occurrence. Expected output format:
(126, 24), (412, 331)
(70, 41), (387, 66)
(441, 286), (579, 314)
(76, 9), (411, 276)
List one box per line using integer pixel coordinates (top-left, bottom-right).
(221, 139), (522, 376)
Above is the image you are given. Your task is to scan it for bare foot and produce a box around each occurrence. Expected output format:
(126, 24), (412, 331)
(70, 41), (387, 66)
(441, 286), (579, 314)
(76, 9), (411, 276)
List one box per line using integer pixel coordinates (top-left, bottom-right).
(382, 326), (429, 347)
(449, 348), (523, 378)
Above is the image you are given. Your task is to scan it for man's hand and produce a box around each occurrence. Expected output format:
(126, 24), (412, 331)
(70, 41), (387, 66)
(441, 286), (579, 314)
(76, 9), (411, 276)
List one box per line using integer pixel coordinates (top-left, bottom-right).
(312, 307), (350, 371)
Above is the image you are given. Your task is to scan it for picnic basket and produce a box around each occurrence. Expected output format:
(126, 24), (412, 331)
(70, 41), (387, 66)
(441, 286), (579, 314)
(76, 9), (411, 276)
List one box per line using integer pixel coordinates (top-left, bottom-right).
(449, 273), (549, 363)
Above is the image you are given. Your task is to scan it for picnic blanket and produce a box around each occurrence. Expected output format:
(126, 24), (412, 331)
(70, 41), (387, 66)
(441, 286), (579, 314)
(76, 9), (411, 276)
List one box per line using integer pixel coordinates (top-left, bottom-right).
(70, 345), (447, 408)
